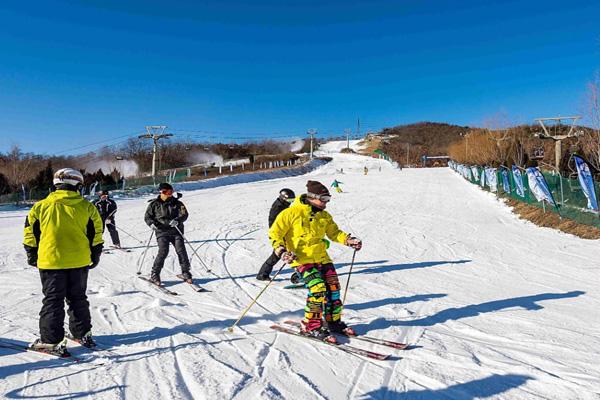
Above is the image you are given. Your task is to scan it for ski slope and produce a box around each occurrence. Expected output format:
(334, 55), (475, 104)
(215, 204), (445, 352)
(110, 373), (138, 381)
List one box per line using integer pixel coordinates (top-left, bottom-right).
(1, 141), (599, 399)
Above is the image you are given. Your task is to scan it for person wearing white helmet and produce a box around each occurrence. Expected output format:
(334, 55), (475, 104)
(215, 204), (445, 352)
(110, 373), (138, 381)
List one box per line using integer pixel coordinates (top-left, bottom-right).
(23, 168), (104, 356)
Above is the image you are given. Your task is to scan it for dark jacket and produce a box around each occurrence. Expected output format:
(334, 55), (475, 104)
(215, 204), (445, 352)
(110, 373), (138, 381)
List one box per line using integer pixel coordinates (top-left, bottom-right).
(268, 198), (290, 228)
(94, 197), (118, 220)
(144, 195), (189, 238)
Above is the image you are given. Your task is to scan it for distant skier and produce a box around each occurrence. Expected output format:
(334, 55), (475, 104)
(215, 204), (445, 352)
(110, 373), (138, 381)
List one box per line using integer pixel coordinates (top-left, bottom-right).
(144, 183), (192, 285)
(363, 166), (369, 175)
(330, 179), (343, 193)
(94, 190), (121, 248)
(23, 168), (104, 355)
(256, 188), (296, 281)
(269, 180), (362, 342)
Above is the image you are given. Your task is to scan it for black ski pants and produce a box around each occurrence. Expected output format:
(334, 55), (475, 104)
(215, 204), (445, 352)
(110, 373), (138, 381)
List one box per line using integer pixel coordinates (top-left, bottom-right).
(152, 235), (191, 275)
(103, 220), (121, 246)
(257, 252), (280, 278)
(39, 267), (91, 344)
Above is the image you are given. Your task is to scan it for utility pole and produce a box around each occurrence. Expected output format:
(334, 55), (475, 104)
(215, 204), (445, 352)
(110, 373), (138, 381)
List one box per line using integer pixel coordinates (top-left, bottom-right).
(534, 116), (582, 170)
(406, 143), (410, 166)
(138, 126), (173, 183)
(307, 129), (317, 159)
(356, 117), (360, 138)
(344, 128), (351, 150)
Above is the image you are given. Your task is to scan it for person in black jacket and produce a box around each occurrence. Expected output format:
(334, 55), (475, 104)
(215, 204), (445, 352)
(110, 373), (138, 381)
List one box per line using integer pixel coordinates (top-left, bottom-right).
(94, 190), (121, 248)
(144, 183), (191, 285)
(256, 188), (296, 281)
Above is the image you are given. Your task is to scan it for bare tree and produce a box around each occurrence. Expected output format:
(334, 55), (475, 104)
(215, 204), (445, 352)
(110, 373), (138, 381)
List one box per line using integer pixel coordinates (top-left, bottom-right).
(0, 145), (38, 186)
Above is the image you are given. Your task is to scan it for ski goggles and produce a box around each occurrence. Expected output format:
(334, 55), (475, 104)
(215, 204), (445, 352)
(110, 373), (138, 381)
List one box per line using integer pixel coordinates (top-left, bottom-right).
(160, 189), (174, 195)
(307, 193), (331, 202)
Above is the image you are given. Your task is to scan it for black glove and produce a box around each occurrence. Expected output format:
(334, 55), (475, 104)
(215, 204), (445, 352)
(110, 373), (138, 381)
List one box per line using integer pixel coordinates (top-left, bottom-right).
(89, 243), (103, 269)
(24, 245), (38, 267)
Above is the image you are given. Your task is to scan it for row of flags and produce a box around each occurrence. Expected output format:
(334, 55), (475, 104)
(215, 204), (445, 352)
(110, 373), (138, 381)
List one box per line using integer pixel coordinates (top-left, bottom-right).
(449, 155), (599, 212)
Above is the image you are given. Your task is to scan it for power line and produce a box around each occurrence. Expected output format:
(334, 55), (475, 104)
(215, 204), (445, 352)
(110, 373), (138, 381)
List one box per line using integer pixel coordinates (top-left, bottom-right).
(54, 132), (141, 155)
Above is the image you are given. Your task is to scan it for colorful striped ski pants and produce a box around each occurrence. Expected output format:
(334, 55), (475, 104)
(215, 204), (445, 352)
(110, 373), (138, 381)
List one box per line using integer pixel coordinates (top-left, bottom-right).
(297, 263), (343, 331)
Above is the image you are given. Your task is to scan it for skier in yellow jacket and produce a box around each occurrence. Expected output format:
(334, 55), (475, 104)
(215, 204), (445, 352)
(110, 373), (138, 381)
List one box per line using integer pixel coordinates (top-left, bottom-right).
(269, 180), (362, 342)
(23, 168), (104, 356)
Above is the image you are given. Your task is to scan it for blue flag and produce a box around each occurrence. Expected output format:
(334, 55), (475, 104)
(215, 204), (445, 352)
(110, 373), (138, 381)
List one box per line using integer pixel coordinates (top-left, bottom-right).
(471, 166), (479, 182)
(573, 155), (599, 212)
(480, 167), (486, 187)
(512, 166), (525, 197)
(526, 167), (556, 206)
(501, 168), (510, 193)
(486, 168), (498, 192)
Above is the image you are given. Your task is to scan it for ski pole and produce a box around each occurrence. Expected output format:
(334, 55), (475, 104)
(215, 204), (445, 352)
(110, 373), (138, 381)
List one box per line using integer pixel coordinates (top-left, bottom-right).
(342, 249), (357, 304)
(174, 225), (213, 274)
(227, 262), (286, 332)
(136, 230), (154, 275)
(106, 221), (144, 244)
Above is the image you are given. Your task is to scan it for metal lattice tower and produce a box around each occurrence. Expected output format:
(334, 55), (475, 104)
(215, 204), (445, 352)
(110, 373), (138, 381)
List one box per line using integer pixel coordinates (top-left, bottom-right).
(138, 125), (173, 182)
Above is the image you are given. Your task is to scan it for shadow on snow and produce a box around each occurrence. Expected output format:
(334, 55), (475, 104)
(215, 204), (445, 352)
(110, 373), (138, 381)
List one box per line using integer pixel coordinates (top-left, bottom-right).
(352, 291), (585, 331)
(359, 373), (532, 399)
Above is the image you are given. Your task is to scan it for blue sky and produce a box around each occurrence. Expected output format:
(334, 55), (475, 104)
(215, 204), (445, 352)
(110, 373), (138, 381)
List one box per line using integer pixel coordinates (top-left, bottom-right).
(1, 0), (599, 154)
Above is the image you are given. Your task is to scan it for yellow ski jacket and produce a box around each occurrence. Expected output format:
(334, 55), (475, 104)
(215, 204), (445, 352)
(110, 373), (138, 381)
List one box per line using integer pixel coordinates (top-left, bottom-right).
(269, 194), (349, 267)
(23, 190), (104, 269)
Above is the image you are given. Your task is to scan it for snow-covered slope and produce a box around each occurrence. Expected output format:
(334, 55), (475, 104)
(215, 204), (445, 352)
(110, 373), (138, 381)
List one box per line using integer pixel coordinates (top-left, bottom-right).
(1, 142), (599, 399)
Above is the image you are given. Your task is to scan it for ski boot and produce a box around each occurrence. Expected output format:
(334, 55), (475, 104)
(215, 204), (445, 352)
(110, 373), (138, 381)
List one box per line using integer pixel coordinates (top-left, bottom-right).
(29, 338), (70, 357)
(179, 271), (193, 283)
(327, 320), (357, 336)
(300, 321), (337, 343)
(256, 274), (270, 281)
(290, 271), (302, 284)
(149, 272), (161, 286)
(70, 331), (97, 349)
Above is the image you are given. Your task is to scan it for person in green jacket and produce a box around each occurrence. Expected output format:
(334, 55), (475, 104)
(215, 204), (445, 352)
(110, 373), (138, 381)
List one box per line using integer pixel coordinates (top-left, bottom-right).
(330, 179), (343, 193)
(23, 168), (104, 356)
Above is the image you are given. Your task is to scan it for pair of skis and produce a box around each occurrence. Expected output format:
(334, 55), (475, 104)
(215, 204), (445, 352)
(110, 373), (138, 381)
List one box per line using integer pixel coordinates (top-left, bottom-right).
(138, 274), (209, 295)
(0, 336), (107, 364)
(270, 320), (408, 361)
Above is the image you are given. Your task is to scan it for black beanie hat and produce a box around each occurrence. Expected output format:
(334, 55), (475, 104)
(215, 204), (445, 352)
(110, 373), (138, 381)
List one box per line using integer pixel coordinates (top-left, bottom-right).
(158, 182), (173, 191)
(306, 180), (330, 196)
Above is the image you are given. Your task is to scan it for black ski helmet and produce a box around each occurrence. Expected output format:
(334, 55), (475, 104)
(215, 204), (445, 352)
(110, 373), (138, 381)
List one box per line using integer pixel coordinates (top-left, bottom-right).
(279, 188), (296, 202)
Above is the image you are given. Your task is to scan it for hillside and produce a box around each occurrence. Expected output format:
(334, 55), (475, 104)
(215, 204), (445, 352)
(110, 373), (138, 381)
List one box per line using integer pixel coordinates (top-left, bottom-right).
(375, 122), (469, 166)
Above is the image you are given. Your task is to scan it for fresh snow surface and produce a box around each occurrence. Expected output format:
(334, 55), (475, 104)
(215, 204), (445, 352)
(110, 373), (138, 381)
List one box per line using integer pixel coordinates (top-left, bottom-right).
(1, 141), (599, 399)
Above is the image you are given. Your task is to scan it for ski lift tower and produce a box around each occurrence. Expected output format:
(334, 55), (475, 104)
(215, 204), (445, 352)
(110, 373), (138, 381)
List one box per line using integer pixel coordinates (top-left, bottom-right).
(533, 116), (583, 170)
(138, 125), (173, 183)
(307, 129), (317, 159)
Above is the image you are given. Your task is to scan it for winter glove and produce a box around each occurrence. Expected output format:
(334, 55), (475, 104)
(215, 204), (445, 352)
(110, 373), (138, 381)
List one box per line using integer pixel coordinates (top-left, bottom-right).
(274, 246), (286, 258)
(24, 245), (38, 267)
(106, 218), (113, 225)
(89, 244), (103, 269)
(345, 236), (363, 251)
(169, 220), (179, 227)
(275, 246), (297, 264)
(281, 251), (297, 264)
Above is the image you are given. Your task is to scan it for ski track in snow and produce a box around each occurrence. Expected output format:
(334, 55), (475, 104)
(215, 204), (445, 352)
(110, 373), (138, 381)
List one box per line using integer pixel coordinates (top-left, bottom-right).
(1, 140), (600, 399)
